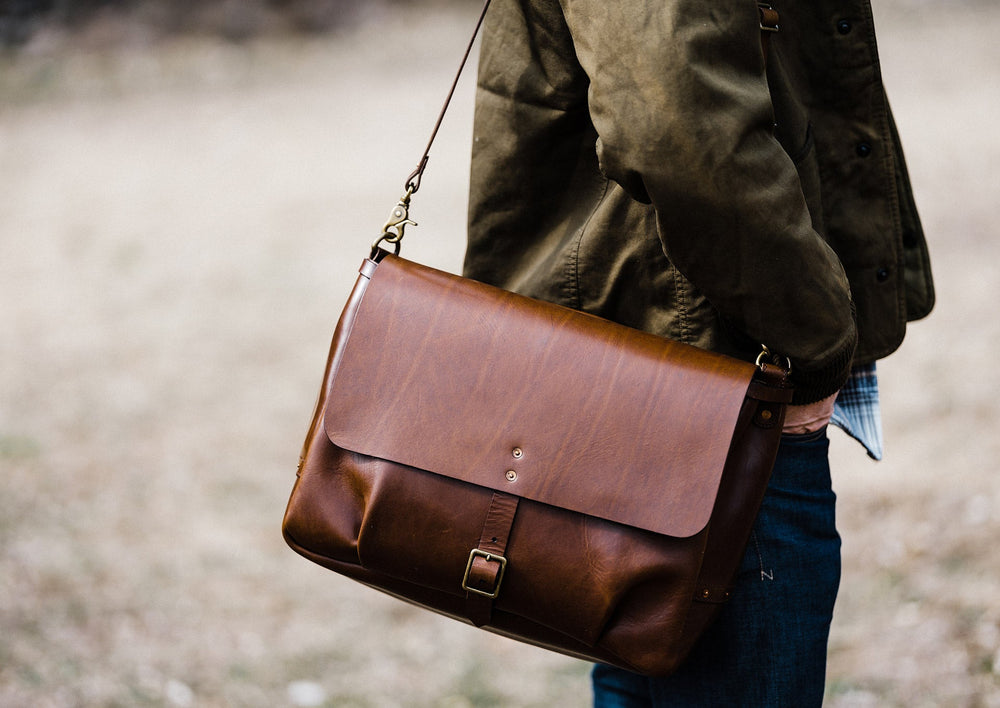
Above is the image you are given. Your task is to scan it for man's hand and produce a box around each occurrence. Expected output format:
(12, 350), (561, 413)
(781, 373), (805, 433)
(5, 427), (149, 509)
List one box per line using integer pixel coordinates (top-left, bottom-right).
(783, 393), (837, 434)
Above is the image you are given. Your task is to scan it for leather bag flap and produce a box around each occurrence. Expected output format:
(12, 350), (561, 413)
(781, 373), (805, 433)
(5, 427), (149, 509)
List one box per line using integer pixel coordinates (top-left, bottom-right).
(324, 255), (756, 538)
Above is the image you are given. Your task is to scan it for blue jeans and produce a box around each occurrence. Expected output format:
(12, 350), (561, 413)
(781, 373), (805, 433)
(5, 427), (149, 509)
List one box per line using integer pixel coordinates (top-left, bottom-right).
(592, 429), (841, 707)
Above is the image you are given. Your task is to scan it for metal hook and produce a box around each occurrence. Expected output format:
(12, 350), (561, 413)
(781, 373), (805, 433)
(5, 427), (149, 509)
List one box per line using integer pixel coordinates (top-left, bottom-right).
(756, 345), (792, 373)
(371, 187), (417, 257)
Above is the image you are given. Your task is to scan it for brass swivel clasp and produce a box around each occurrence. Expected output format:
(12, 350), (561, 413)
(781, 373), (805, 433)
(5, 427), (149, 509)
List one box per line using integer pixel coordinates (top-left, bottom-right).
(756, 345), (792, 373)
(371, 185), (418, 258)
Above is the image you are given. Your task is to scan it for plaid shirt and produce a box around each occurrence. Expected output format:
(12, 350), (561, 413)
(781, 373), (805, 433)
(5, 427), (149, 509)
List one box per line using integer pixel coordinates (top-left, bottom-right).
(831, 363), (883, 460)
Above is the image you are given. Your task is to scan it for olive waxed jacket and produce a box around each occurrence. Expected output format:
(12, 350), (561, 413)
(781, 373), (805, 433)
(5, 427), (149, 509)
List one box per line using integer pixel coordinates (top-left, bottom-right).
(464, 0), (934, 403)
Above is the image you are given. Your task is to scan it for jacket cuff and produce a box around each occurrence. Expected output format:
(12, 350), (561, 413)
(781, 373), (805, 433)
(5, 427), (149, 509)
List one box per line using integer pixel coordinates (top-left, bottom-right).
(789, 335), (857, 405)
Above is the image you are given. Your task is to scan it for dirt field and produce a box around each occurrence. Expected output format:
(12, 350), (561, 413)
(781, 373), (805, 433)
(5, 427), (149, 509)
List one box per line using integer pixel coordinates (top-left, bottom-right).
(2, 2), (998, 706)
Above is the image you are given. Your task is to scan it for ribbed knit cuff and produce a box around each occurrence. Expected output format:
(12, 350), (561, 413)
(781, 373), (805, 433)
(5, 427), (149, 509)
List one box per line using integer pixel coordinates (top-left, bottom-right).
(789, 335), (857, 405)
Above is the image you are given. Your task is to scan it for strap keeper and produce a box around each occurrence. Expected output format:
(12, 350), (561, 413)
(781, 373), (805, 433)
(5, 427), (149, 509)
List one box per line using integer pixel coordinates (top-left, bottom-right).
(758, 3), (780, 32)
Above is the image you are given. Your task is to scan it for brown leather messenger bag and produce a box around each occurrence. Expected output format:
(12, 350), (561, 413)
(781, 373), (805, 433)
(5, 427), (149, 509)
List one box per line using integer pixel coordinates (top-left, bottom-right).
(282, 0), (792, 676)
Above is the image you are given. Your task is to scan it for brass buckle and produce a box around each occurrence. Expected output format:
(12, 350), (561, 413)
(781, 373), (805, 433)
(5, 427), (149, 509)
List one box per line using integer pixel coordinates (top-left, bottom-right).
(462, 549), (508, 599)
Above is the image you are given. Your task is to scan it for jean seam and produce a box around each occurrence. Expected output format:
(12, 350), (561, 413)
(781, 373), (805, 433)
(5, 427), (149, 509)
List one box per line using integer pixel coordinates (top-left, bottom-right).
(752, 530), (773, 582)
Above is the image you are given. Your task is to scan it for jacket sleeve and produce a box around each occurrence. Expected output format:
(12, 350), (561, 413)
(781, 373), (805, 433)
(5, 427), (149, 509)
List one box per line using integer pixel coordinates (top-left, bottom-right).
(560, 0), (857, 403)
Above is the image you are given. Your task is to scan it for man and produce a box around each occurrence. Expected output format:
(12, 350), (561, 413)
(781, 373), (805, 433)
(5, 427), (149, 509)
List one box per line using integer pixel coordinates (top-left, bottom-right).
(464, 0), (934, 704)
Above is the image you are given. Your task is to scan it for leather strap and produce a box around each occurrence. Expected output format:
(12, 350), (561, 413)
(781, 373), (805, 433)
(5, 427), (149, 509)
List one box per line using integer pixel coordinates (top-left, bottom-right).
(748, 363), (793, 428)
(758, 2), (781, 61)
(747, 364), (794, 403)
(463, 491), (519, 626)
(405, 0), (493, 194)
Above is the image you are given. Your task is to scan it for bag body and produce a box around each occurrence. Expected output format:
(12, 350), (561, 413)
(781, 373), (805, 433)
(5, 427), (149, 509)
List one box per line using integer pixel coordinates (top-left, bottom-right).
(282, 251), (792, 676)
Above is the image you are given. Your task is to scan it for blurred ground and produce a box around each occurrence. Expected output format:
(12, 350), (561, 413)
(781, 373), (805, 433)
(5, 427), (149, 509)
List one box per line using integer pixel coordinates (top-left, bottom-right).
(1, 1), (999, 706)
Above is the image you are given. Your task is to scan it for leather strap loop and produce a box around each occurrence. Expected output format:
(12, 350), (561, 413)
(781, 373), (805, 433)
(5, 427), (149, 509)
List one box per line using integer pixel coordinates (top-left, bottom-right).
(758, 2), (780, 62)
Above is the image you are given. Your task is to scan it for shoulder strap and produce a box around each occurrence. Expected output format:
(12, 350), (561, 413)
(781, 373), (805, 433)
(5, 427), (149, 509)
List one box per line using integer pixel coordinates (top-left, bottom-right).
(371, 0), (492, 257)
(405, 0), (493, 196)
(757, 3), (780, 59)
(372, 0), (779, 256)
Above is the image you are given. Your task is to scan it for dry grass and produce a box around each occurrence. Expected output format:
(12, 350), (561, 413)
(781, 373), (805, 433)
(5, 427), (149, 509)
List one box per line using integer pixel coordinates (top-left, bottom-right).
(1, 2), (998, 705)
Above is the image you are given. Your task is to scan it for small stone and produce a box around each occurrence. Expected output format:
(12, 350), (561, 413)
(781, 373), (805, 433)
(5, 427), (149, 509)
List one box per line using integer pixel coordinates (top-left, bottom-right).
(165, 679), (194, 707)
(287, 680), (327, 707)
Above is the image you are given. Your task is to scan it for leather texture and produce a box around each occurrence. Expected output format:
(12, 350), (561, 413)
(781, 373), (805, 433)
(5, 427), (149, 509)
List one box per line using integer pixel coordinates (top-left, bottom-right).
(283, 252), (793, 676)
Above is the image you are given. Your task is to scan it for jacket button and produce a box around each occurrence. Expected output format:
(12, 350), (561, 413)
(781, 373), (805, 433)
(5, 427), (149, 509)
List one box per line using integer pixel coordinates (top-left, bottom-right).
(856, 142), (873, 158)
(836, 19), (853, 34)
(876, 267), (891, 282)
